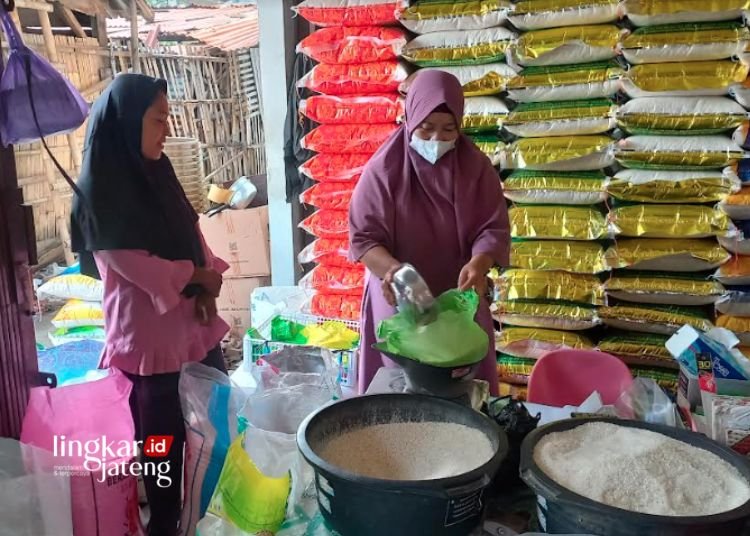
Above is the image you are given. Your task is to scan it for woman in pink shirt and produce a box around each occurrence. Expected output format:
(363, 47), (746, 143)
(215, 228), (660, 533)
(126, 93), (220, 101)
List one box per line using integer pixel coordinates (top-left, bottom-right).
(70, 74), (229, 535)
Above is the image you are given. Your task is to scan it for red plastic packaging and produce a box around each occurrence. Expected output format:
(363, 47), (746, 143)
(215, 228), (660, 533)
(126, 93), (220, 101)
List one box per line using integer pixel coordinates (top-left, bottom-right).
(300, 182), (357, 210)
(299, 209), (349, 238)
(297, 26), (407, 64)
(299, 153), (372, 183)
(301, 123), (397, 154)
(300, 94), (404, 125)
(300, 264), (365, 295)
(310, 292), (363, 321)
(297, 61), (408, 96)
(293, 0), (406, 27)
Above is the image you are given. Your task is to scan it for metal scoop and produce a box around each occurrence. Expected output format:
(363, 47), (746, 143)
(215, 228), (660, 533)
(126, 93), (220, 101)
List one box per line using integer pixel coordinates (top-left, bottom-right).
(391, 264), (437, 325)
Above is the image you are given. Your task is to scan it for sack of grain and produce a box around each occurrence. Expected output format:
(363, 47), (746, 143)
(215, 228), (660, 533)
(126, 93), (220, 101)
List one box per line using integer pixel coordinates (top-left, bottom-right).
(605, 238), (731, 271)
(719, 186), (750, 219)
(300, 182), (356, 210)
(598, 333), (675, 366)
(510, 240), (609, 273)
(622, 60), (749, 98)
(608, 204), (735, 239)
(617, 97), (749, 135)
(401, 28), (517, 67)
(510, 205), (608, 240)
(715, 256), (750, 285)
(717, 313), (750, 344)
(716, 288), (750, 316)
(300, 95), (404, 125)
(400, 63), (518, 96)
(507, 61), (623, 103)
(497, 354), (536, 385)
(502, 135), (615, 171)
(300, 123), (398, 154)
(298, 61), (409, 95)
(719, 220), (750, 255)
(607, 169), (740, 204)
(462, 96), (509, 133)
(398, 0), (512, 34)
(499, 269), (605, 305)
(510, 25), (622, 67)
(496, 327), (594, 359)
(293, 0), (407, 27)
(470, 135), (505, 166)
(508, 0), (621, 31)
(603, 274), (724, 306)
(731, 81), (750, 109)
(503, 170), (608, 205)
(300, 153), (373, 182)
(504, 99), (617, 137)
(495, 300), (600, 331)
(297, 26), (407, 64)
(615, 135), (746, 169)
(599, 303), (713, 335)
(623, 0), (750, 27)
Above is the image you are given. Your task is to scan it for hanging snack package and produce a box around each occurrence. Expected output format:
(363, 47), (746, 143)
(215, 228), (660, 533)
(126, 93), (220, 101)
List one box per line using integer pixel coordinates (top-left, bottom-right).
(310, 293), (362, 321)
(504, 99), (617, 138)
(608, 204), (735, 239)
(510, 240), (609, 274)
(599, 303), (714, 335)
(471, 135), (505, 166)
(300, 95), (404, 125)
(508, 0), (621, 31)
(462, 96), (510, 133)
(598, 332), (675, 367)
(716, 286), (750, 316)
(496, 326), (594, 359)
(495, 300), (600, 331)
(603, 273), (725, 306)
(623, 0), (750, 27)
(299, 209), (349, 238)
(299, 153), (372, 183)
(503, 170), (608, 205)
(715, 256), (750, 285)
(400, 63), (518, 96)
(297, 26), (407, 64)
(719, 186), (750, 219)
(300, 182), (356, 211)
(510, 205), (608, 241)
(506, 61), (623, 103)
(298, 238), (351, 266)
(621, 22), (750, 64)
(622, 60), (749, 98)
(502, 135), (615, 171)
(401, 28), (517, 67)
(510, 25), (622, 67)
(607, 238), (731, 272)
(497, 354), (536, 385)
(616, 97), (749, 136)
(615, 135), (746, 169)
(398, 0), (512, 34)
(299, 264), (365, 296)
(300, 123), (398, 154)
(292, 0), (407, 27)
(297, 61), (408, 95)
(499, 269), (605, 305)
(607, 169), (740, 204)
(719, 220), (750, 255)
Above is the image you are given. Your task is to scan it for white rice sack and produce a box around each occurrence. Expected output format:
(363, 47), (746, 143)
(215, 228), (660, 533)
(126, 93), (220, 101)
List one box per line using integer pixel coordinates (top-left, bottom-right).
(398, 0), (511, 34)
(400, 63), (518, 97)
(506, 61), (623, 103)
(509, 24), (623, 67)
(37, 274), (104, 302)
(622, 61), (750, 98)
(471, 136), (505, 166)
(51, 300), (105, 329)
(617, 97), (749, 135)
(616, 135), (746, 169)
(502, 135), (616, 171)
(623, 0), (750, 27)
(508, 0), (621, 31)
(715, 257), (750, 285)
(504, 99), (617, 138)
(731, 83), (750, 109)
(608, 168), (741, 203)
(719, 220), (750, 254)
(462, 97), (510, 134)
(719, 186), (750, 219)
(503, 170), (609, 205)
(401, 28), (517, 68)
(621, 22), (750, 64)
(716, 290), (750, 316)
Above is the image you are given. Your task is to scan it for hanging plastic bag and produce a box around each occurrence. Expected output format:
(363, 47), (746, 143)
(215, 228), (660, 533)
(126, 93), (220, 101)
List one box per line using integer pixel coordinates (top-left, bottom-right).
(249, 346), (342, 399)
(0, 10), (88, 146)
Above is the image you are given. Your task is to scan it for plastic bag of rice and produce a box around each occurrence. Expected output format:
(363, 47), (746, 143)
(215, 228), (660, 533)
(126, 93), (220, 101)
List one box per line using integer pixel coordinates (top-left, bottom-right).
(300, 153), (373, 183)
(623, 0), (750, 27)
(607, 169), (741, 204)
(622, 60), (749, 98)
(508, 0), (621, 31)
(496, 327), (594, 359)
(510, 240), (609, 274)
(292, 0), (407, 27)
(715, 256), (750, 285)
(298, 62), (409, 95)
(494, 300), (600, 330)
(506, 61), (623, 103)
(621, 22), (750, 64)
(462, 97), (509, 134)
(609, 204), (735, 239)
(499, 269), (605, 305)
(606, 238), (731, 271)
(402, 28), (517, 67)
(717, 314), (750, 344)
(615, 135), (746, 170)
(731, 81), (750, 110)
(504, 99), (617, 138)
(597, 333), (676, 366)
(510, 205), (608, 240)
(719, 186), (750, 219)
(629, 367), (680, 394)
(599, 303), (714, 335)
(509, 25), (623, 67)
(300, 95), (404, 125)
(716, 287), (750, 316)
(398, 0), (512, 34)
(603, 273), (725, 306)
(51, 299), (105, 329)
(400, 63), (518, 97)
(37, 273), (103, 302)
(496, 354), (536, 385)
(498, 381), (528, 400)
(470, 136), (505, 166)
(616, 97), (749, 136)
(297, 26), (407, 64)
(502, 135), (615, 171)
(503, 170), (608, 205)
(719, 220), (750, 255)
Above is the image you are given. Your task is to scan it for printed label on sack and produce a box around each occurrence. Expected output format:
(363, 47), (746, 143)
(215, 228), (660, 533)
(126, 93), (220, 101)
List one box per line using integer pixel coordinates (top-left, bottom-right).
(444, 489), (483, 527)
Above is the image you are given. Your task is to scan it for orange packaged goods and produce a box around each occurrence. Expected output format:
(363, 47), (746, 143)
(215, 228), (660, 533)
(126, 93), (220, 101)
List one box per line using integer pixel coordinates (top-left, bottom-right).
(301, 123), (398, 154)
(297, 61), (408, 95)
(300, 153), (373, 182)
(301, 264), (366, 295)
(299, 238), (351, 265)
(301, 182), (357, 210)
(300, 209), (349, 238)
(297, 26), (407, 64)
(293, 0), (406, 27)
(300, 95), (404, 125)
(311, 293), (363, 321)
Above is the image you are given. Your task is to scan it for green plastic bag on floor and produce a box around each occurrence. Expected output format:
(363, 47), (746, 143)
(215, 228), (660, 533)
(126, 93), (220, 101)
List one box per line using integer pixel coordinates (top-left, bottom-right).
(375, 289), (489, 368)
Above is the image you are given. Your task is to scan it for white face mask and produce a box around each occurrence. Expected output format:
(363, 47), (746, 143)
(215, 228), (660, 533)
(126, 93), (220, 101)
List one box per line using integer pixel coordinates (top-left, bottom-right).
(409, 133), (456, 164)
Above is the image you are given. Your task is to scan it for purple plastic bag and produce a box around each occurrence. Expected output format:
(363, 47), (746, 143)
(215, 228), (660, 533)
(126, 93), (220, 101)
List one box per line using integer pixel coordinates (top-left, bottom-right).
(0, 10), (89, 146)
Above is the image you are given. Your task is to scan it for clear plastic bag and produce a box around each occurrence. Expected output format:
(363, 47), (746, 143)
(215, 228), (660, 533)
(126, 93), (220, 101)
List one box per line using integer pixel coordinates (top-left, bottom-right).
(249, 346), (342, 399)
(615, 377), (682, 428)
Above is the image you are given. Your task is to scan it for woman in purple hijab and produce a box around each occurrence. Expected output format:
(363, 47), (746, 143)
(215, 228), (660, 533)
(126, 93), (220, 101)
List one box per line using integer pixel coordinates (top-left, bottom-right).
(349, 70), (510, 396)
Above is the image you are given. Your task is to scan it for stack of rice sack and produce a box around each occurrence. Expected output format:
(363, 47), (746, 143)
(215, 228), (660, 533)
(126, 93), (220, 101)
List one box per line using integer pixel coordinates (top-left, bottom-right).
(602, 0), (750, 393)
(293, 0), (409, 321)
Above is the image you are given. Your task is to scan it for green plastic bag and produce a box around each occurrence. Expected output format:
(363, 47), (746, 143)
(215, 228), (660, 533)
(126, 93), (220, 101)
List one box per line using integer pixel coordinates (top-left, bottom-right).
(271, 316), (308, 345)
(375, 290), (489, 368)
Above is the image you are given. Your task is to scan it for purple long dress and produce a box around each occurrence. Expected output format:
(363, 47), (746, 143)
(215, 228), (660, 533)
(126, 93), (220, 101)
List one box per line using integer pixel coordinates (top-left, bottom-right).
(349, 70), (510, 395)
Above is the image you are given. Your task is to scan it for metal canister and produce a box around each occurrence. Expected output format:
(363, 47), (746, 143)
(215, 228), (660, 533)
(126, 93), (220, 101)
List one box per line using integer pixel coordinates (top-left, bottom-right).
(391, 264), (436, 323)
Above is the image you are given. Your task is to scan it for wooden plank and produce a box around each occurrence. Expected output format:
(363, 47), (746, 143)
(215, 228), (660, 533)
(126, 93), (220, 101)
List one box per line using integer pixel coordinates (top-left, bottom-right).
(15, 0), (53, 12)
(130, 0), (140, 73)
(60, 6), (86, 38)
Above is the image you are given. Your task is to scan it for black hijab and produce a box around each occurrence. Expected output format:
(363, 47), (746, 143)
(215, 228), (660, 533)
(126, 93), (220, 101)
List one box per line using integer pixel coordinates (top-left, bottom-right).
(70, 74), (205, 280)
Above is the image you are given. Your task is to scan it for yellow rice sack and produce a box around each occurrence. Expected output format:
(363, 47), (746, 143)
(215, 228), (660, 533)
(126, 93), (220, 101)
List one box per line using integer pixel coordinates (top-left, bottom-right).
(598, 333), (677, 367)
(510, 25), (623, 67)
(605, 238), (731, 271)
(616, 97), (749, 135)
(499, 269), (605, 305)
(504, 99), (617, 138)
(603, 274), (724, 306)
(615, 135), (746, 169)
(716, 314), (750, 344)
(402, 28), (517, 67)
(509, 0), (621, 31)
(629, 367), (680, 394)
(623, 0), (750, 27)
(622, 60), (749, 98)
(401, 63), (518, 97)
(462, 96), (510, 133)
(607, 169), (741, 203)
(507, 61), (624, 103)
(719, 186), (750, 220)
(494, 300), (600, 330)
(608, 204), (735, 239)
(498, 381), (528, 400)
(398, 0), (512, 34)
(51, 300), (105, 329)
(510, 240), (609, 274)
(510, 205), (608, 241)
(503, 170), (608, 205)
(496, 326), (594, 359)
(470, 135), (505, 166)
(714, 256), (750, 285)
(497, 354), (536, 384)
(599, 303), (713, 335)
(501, 135), (615, 171)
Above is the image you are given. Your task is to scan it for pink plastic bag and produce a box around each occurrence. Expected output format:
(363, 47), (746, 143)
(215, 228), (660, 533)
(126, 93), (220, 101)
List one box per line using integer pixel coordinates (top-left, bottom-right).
(20, 368), (145, 536)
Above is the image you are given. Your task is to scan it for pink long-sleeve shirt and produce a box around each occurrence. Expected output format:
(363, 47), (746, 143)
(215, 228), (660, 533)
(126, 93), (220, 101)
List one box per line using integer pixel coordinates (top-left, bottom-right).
(93, 231), (230, 376)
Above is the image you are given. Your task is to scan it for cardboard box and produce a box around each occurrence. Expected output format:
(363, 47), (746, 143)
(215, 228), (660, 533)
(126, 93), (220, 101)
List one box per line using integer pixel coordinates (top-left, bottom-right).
(217, 276), (271, 341)
(199, 206), (270, 278)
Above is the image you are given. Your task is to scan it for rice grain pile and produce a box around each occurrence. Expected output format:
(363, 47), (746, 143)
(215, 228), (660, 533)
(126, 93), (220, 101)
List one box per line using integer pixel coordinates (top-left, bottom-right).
(319, 421), (494, 481)
(534, 422), (750, 516)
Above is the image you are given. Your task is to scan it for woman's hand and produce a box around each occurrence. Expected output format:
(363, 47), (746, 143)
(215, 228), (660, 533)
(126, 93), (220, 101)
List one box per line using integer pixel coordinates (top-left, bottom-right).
(381, 264), (401, 307)
(195, 292), (218, 325)
(458, 254), (494, 297)
(191, 267), (223, 297)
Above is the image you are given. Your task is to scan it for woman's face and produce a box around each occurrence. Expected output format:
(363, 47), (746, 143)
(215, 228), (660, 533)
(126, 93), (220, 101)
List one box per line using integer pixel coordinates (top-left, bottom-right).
(141, 92), (171, 160)
(412, 112), (459, 142)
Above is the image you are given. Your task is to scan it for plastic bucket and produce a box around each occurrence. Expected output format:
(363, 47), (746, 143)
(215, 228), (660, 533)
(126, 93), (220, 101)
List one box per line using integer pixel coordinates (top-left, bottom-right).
(520, 417), (750, 536)
(297, 394), (508, 536)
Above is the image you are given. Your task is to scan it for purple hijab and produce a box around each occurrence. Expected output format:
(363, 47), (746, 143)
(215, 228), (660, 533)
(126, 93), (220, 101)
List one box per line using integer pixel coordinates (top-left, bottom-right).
(349, 70), (510, 395)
